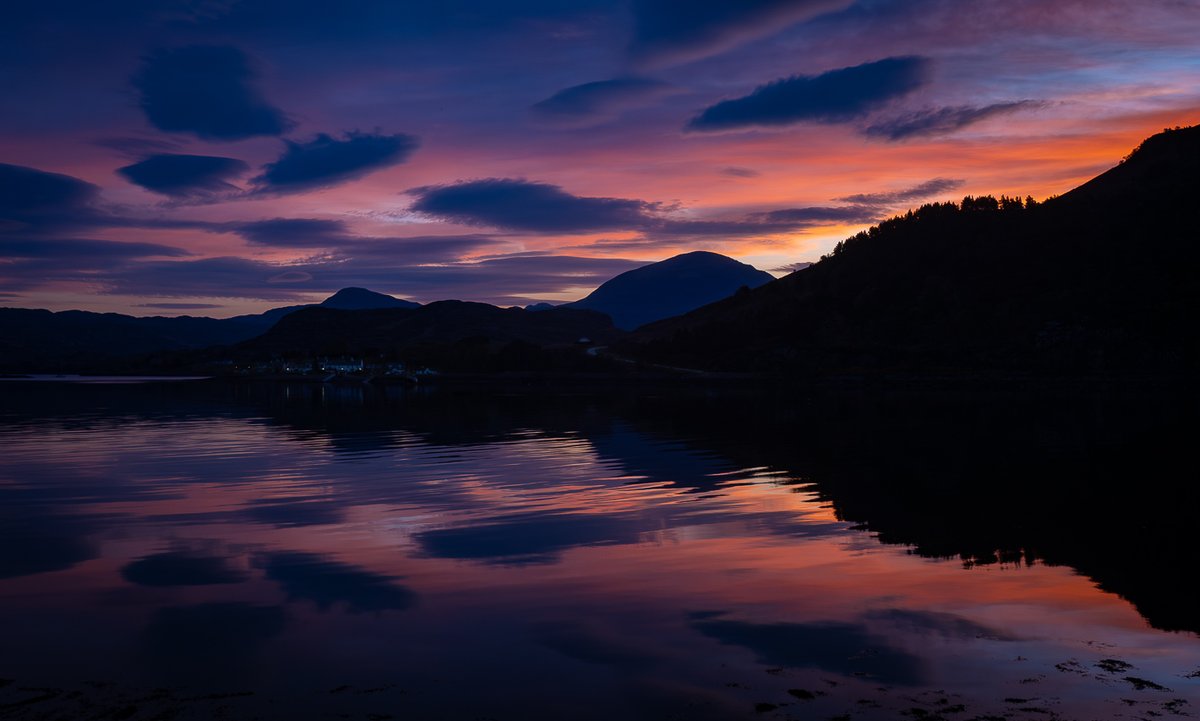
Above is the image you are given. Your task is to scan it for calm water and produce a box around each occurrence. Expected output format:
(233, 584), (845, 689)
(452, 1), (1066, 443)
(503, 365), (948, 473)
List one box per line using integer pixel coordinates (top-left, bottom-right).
(0, 381), (1197, 720)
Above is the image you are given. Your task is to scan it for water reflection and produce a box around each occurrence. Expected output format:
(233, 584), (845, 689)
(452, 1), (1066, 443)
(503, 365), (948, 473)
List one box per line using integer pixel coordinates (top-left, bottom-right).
(257, 551), (418, 613)
(142, 602), (287, 682)
(691, 617), (927, 686)
(0, 380), (1197, 720)
(121, 551), (248, 587)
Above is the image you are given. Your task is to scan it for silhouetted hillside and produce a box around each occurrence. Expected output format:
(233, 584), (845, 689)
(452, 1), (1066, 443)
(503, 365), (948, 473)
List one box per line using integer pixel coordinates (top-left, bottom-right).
(239, 301), (622, 372)
(610, 389), (1200, 633)
(0, 308), (265, 372)
(0, 287), (421, 372)
(625, 125), (1200, 376)
(567, 251), (774, 329)
(221, 287), (418, 332)
(318, 287), (419, 310)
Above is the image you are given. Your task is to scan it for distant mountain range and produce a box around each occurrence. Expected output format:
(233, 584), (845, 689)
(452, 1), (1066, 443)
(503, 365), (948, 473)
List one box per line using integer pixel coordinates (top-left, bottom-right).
(0, 288), (419, 372)
(5, 124), (1196, 379)
(624, 124), (1200, 376)
(0, 254), (777, 372)
(219, 255), (776, 372)
(565, 251), (775, 330)
(239, 301), (620, 372)
(226, 286), (420, 328)
(0, 308), (259, 372)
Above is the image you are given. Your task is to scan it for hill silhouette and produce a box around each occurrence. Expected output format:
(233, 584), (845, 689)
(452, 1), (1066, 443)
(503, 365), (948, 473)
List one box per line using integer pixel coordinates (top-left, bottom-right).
(624, 125), (1200, 376)
(0, 287), (419, 373)
(238, 301), (621, 372)
(567, 251), (774, 329)
(0, 308), (264, 372)
(319, 287), (419, 310)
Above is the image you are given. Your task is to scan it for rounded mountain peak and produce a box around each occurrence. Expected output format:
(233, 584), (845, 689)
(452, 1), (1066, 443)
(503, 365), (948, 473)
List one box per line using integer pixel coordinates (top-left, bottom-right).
(320, 287), (419, 310)
(569, 252), (774, 330)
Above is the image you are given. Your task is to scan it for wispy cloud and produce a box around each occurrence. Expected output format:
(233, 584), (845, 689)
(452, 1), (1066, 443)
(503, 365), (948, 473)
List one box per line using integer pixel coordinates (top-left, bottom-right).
(838, 178), (965, 205)
(532, 77), (677, 127)
(865, 101), (1044, 140)
(628, 0), (855, 68)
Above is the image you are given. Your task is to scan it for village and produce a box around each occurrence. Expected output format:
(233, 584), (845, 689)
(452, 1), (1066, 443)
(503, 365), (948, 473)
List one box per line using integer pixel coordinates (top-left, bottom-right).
(227, 357), (440, 383)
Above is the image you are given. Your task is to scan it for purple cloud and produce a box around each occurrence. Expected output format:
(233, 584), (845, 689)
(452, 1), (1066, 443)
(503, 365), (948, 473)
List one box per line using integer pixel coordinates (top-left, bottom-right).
(0, 162), (98, 229)
(532, 77), (676, 127)
(838, 178), (965, 205)
(865, 101), (1043, 140)
(118, 154), (249, 198)
(629, 0), (855, 68)
(753, 205), (880, 224)
(408, 179), (656, 233)
(687, 56), (930, 131)
(233, 218), (348, 247)
(133, 45), (290, 140)
(253, 132), (420, 193)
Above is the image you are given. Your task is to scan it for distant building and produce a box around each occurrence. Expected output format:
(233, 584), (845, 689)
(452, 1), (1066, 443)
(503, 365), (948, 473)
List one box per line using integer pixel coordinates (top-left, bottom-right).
(321, 358), (364, 373)
(283, 361), (314, 373)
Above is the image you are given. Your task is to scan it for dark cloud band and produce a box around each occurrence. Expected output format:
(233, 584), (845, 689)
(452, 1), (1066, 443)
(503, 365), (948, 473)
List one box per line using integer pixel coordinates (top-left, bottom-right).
(253, 132), (419, 193)
(233, 218), (348, 247)
(118, 154), (249, 197)
(1, 162), (98, 226)
(408, 178), (655, 233)
(133, 45), (290, 140)
(687, 56), (930, 132)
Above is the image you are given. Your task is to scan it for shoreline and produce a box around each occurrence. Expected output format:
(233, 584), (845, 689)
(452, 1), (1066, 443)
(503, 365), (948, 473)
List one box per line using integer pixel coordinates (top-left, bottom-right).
(2, 370), (1194, 395)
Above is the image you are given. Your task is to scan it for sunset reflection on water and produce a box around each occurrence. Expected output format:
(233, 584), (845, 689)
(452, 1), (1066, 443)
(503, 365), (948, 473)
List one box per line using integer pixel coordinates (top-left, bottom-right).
(0, 381), (1196, 720)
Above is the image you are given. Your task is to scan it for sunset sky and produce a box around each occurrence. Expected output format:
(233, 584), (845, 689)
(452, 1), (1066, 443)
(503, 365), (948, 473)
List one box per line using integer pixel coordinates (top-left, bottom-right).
(3, 0), (1199, 316)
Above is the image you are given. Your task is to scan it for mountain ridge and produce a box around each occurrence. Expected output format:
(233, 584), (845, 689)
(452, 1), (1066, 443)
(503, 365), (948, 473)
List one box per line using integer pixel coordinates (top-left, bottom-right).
(622, 124), (1200, 376)
(237, 301), (622, 373)
(0, 287), (420, 372)
(319, 287), (419, 311)
(566, 251), (775, 330)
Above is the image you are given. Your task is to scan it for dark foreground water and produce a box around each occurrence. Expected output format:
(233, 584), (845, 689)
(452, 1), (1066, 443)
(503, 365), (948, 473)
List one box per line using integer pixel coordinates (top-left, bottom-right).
(0, 380), (1197, 720)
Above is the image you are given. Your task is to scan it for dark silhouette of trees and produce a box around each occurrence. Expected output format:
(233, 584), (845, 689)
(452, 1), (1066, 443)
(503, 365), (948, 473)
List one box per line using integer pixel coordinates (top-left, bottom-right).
(625, 124), (1200, 377)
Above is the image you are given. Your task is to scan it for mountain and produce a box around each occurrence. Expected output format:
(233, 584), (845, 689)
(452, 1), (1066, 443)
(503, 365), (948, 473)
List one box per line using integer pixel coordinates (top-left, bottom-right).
(566, 251), (775, 330)
(238, 301), (621, 372)
(0, 308), (266, 372)
(226, 287), (418, 327)
(0, 287), (421, 372)
(624, 125), (1200, 376)
(319, 287), (419, 310)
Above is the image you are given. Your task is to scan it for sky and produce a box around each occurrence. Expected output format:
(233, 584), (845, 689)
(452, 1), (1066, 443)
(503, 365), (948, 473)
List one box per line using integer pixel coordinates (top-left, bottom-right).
(2, 0), (1199, 317)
